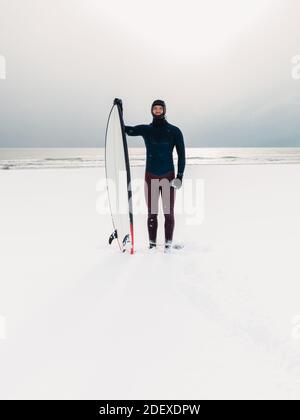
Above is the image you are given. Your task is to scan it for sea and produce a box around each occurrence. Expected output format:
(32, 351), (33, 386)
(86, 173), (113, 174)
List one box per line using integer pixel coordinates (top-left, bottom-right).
(0, 148), (300, 170)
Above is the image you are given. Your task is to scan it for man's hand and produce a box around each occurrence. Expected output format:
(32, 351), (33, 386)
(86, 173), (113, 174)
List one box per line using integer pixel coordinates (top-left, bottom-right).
(171, 177), (182, 190)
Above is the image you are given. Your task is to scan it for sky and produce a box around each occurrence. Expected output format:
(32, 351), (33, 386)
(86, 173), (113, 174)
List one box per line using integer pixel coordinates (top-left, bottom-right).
(0, 0), (300, 147)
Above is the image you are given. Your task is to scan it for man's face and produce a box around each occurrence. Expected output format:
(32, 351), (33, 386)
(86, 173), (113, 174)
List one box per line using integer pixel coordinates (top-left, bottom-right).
(152, 105), (164, 116)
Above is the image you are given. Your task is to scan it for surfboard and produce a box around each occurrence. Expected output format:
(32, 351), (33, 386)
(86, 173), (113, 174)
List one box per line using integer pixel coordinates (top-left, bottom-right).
(105, 98), (134, 254)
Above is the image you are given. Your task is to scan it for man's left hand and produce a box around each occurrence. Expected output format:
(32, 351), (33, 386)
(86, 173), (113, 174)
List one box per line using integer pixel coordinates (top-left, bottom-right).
(171, 177), (182, 190)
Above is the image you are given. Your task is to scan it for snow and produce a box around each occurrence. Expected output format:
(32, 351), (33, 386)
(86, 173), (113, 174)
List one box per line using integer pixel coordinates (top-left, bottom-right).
(0, 164), (300, 399)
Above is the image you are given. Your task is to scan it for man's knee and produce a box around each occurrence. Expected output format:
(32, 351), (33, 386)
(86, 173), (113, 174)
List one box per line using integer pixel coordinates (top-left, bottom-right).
(164, 213), (174, 222)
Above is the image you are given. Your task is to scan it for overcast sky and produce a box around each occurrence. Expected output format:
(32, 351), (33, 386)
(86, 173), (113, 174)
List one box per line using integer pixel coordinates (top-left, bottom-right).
(0, 0), (300, 147)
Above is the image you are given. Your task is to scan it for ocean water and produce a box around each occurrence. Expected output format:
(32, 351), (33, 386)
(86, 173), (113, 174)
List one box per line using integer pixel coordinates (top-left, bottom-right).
(0, 148), (300, 170)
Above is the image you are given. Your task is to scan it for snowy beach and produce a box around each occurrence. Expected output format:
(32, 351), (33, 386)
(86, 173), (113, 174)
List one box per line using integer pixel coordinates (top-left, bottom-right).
(1, 162), (300, 399)
(2, 0), (300, 403)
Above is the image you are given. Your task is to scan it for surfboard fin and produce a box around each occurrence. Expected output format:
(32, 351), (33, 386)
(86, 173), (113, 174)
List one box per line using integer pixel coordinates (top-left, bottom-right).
(108, 229), (118, 245)
(122, 234), (130, 248)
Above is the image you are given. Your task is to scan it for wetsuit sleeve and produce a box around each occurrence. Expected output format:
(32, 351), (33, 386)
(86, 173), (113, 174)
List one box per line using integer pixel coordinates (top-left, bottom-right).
(124, 125), (146, 137)
(175, 128), (186, 181)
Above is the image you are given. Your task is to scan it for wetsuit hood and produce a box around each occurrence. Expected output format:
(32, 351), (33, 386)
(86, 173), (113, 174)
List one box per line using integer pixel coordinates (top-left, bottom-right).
(151, 99), (167, 127)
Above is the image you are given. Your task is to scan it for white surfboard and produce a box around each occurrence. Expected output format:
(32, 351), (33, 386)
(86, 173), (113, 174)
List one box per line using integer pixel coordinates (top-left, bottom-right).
(105, 98), (134, 254)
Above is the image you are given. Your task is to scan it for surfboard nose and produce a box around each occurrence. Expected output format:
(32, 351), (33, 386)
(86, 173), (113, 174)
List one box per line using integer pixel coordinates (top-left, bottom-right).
(114, 98), (122, 107)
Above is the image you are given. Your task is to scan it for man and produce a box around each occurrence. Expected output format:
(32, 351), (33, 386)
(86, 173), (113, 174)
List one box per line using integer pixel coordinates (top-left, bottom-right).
(125, 99), (186, 253)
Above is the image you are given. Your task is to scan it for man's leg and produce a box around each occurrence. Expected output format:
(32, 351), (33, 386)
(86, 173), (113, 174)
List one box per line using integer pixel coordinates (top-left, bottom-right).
(144, 172), (160, 245)
(161, 172), (176, 243)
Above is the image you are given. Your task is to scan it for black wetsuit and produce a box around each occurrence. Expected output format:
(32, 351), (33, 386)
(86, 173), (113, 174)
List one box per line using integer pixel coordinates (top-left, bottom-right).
(125, 118), (185, 178)
(125, 118), (186, 243)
